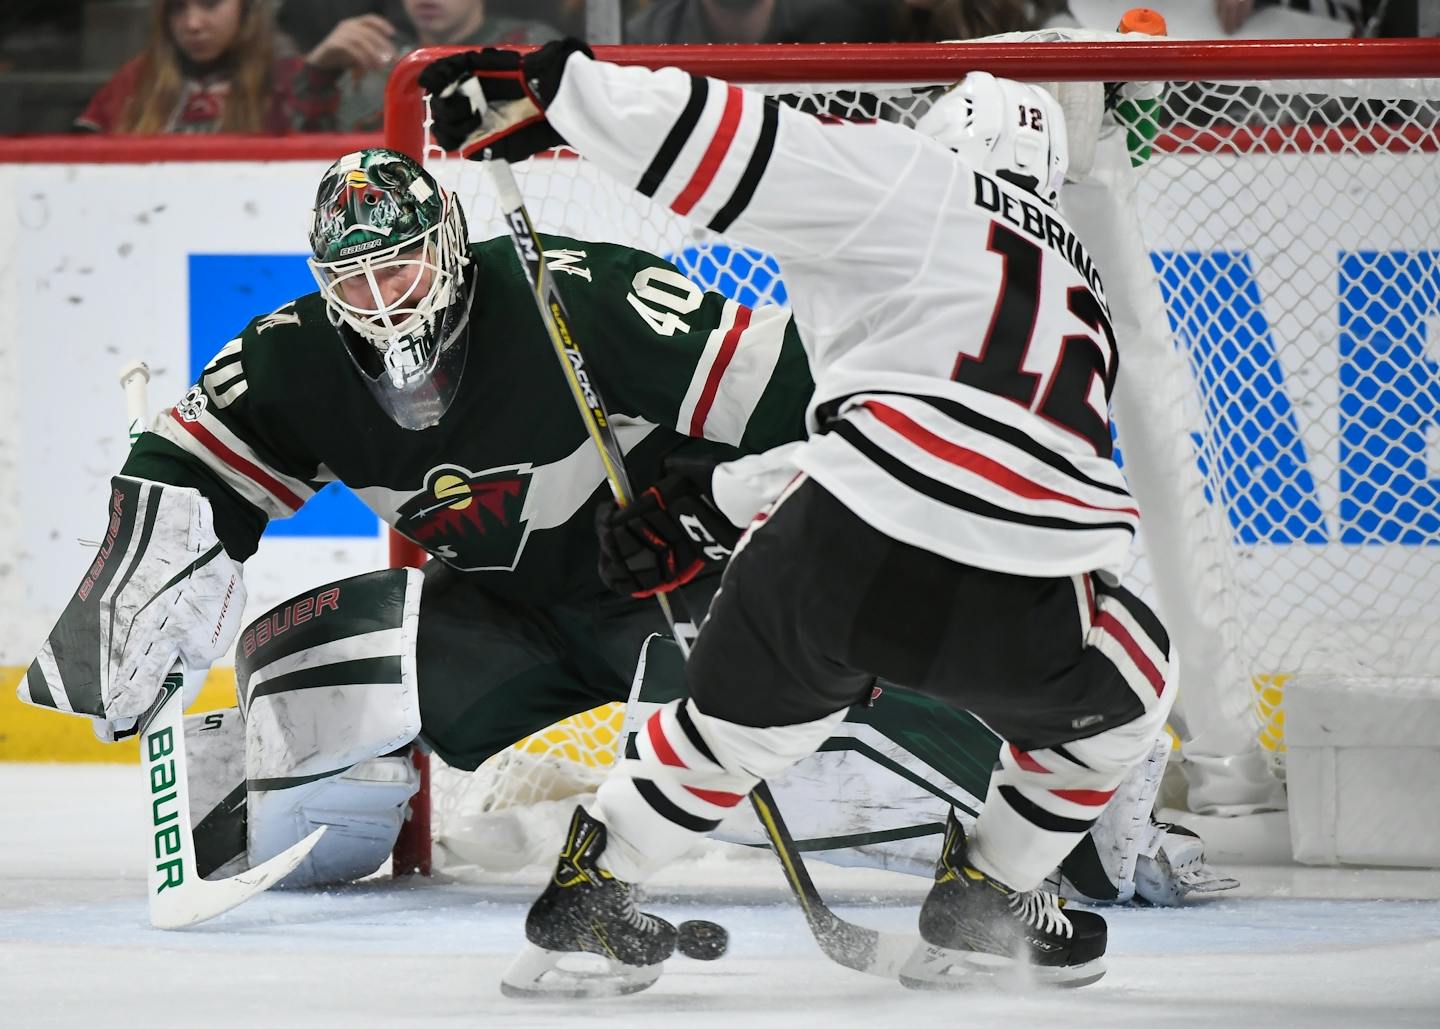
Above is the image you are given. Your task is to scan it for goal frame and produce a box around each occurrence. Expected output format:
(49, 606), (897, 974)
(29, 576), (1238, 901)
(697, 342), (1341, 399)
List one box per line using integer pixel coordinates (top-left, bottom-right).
(384, 39), (1440, 148)
(382, 38), (1440, 875)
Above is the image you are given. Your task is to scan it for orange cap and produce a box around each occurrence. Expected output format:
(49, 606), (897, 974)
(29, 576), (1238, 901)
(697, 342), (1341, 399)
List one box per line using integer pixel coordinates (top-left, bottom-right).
(1117, 7), (1167, 36)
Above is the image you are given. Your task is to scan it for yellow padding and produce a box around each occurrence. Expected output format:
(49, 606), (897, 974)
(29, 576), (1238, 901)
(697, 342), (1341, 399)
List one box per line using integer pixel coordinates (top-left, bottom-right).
(1163, 723), (1182, 751)
(1253, 673), (1289, 755)
(0, 667), (238, 764)
(512, 701), (625, 768)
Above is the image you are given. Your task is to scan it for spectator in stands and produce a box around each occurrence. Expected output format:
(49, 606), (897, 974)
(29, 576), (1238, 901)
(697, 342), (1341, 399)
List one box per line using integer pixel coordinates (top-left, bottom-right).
(624, 0), (893, 44)
(888, 0), (1034, 41)
(294, 0), (560, 133)
(76, 0), (302, 134)
(1215, 0), (1422, 36)
(276, 1), (397, 53)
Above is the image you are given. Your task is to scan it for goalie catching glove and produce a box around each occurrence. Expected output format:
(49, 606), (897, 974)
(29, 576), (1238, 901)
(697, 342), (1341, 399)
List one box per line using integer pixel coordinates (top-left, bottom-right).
(596, 457), (742, 598)
(18, 476), (245, 741)
(418, 38), (592, 162)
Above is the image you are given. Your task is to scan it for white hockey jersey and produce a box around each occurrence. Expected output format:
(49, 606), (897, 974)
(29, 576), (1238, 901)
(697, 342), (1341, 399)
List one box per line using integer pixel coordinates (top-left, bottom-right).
(547, 55), (1140, 577)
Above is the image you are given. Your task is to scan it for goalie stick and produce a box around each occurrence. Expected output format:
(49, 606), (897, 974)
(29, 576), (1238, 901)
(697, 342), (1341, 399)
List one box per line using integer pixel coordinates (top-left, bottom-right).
(482, 160), (918, 981)
(119, 361), (325, 929)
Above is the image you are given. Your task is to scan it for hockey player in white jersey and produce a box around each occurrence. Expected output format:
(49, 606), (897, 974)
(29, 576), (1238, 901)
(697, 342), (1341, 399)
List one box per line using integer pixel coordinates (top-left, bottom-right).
(421, 41), (1176, 994)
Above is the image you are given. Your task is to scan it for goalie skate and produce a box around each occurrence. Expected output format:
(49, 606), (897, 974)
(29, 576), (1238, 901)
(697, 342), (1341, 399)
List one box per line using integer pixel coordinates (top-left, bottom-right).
(501, 806), (676, 999)
(899, 811), (1107, 990)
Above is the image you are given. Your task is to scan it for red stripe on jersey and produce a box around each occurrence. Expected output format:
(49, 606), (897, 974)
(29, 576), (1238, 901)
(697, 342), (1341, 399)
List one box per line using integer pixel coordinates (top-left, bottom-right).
(1095, 610), (1165, 696)
(1050, 788), (1116, 806)
(168, 409), (304, 512)
(689, 303), (753, 436)
(647, 713), (688, 769)
(684, 785), (745, 808)
(672, 85), (744, 216)
(861, 401), (1141, 518)
(1009, 744), (1050, 774)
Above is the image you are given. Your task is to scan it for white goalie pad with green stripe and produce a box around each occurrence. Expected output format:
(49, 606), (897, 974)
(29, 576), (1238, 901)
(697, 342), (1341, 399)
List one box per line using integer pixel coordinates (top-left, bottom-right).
(237, 568), (423, 880)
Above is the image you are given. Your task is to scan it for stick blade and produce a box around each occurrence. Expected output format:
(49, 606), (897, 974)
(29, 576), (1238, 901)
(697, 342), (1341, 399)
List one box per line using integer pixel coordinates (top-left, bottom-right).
(808, 908), (921, 978)
(749, 782), (922, 980)
(149, 826), (327, 930)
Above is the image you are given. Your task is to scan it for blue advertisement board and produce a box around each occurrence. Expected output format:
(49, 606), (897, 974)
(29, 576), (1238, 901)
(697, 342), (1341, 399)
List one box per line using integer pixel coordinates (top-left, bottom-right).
(188, 254), (380, 538)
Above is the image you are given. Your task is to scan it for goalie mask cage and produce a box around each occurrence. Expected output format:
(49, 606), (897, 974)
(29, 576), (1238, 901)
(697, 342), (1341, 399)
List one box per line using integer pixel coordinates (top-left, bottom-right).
(384, 39), (1440, 876)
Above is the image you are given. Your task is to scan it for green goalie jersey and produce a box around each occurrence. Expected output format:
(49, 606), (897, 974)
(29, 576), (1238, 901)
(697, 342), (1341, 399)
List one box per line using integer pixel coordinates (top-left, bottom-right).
(123, 235), (812, 606)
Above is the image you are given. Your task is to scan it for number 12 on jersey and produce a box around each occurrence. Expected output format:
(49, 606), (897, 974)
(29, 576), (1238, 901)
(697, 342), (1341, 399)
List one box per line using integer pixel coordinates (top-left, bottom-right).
(953, 222), (1118, 457)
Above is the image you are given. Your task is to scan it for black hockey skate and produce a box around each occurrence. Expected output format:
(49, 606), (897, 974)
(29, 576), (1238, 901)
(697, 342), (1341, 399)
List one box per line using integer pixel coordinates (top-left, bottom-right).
(501, 806), (678, 998)
(899, 810), (1107, 989)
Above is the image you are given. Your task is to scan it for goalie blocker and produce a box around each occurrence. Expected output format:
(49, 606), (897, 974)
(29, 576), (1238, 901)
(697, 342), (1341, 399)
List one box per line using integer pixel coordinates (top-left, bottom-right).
(19, 475), (245, 739)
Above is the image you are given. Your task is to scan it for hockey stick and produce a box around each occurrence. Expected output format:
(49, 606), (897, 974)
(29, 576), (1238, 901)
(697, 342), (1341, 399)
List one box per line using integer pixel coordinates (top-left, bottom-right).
(480, 162), (694, 647)
(750, 781), (920, 977)
(120, 361), (325, 929)
(483, 160), (915, 979)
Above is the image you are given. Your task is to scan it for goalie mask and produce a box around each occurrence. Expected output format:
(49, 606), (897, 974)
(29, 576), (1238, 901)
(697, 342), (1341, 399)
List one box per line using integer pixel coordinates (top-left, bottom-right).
(915, 72), (1069, 208)
(309, 148), (475, 430)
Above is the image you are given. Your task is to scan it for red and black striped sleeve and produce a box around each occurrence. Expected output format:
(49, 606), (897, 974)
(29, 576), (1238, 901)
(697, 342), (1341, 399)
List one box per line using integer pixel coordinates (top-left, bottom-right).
(545, 53), (932, 264)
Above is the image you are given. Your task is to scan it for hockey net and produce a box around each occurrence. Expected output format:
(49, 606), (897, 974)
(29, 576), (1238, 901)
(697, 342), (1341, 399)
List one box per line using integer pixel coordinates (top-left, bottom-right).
(384, 39), (1440, 871)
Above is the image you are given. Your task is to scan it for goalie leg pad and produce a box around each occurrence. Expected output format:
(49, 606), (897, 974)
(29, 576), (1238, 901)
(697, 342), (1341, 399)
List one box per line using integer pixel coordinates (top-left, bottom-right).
(183, 706), (422, 886)
(182, 706), (249, 881)
(1053, 733), (1171, 903)
(1133, 822), (1240, 905)
(237, 568), (424, 884)
(185, 706), (420, 886)
(251, 755), (421, 887)
(591, 698), (846, 882)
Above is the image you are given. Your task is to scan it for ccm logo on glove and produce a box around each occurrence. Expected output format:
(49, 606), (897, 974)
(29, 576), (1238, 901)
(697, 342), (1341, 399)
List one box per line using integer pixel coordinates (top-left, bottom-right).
(596, 458), (742, 598)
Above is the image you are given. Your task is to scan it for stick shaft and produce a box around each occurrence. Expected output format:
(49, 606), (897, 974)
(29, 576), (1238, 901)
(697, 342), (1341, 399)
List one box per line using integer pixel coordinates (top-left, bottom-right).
(485, 160), (689, 647)
(114, 359), (326, 926)
(120, 360), (152, 444)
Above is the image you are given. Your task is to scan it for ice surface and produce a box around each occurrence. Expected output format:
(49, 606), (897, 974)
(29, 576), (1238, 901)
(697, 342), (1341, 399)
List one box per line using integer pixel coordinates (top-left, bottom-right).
(2, 765), (1438, 1028)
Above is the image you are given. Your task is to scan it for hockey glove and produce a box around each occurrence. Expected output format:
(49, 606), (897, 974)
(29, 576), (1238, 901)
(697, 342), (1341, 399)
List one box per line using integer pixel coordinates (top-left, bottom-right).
(419, 38), (593, 162)
(596, 457), (743, 598)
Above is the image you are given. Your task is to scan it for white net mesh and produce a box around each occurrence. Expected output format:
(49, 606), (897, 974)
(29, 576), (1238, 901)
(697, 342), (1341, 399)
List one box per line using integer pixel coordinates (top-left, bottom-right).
(1116, 80), (1440, 769)
(403, 51), (1440, 863)
(430, 703), (624, 872)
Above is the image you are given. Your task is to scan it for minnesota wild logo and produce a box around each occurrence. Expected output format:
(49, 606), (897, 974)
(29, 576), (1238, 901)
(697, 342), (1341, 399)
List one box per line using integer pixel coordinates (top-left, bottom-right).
(395, 463), (533, 571)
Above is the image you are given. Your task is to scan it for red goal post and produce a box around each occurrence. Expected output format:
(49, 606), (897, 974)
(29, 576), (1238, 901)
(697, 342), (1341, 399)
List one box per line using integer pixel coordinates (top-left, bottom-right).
(385, 39), (1440, 875)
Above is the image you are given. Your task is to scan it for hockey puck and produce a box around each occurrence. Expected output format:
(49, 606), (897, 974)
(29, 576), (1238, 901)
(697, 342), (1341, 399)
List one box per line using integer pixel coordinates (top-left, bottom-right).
(676, 919), (729, 960)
